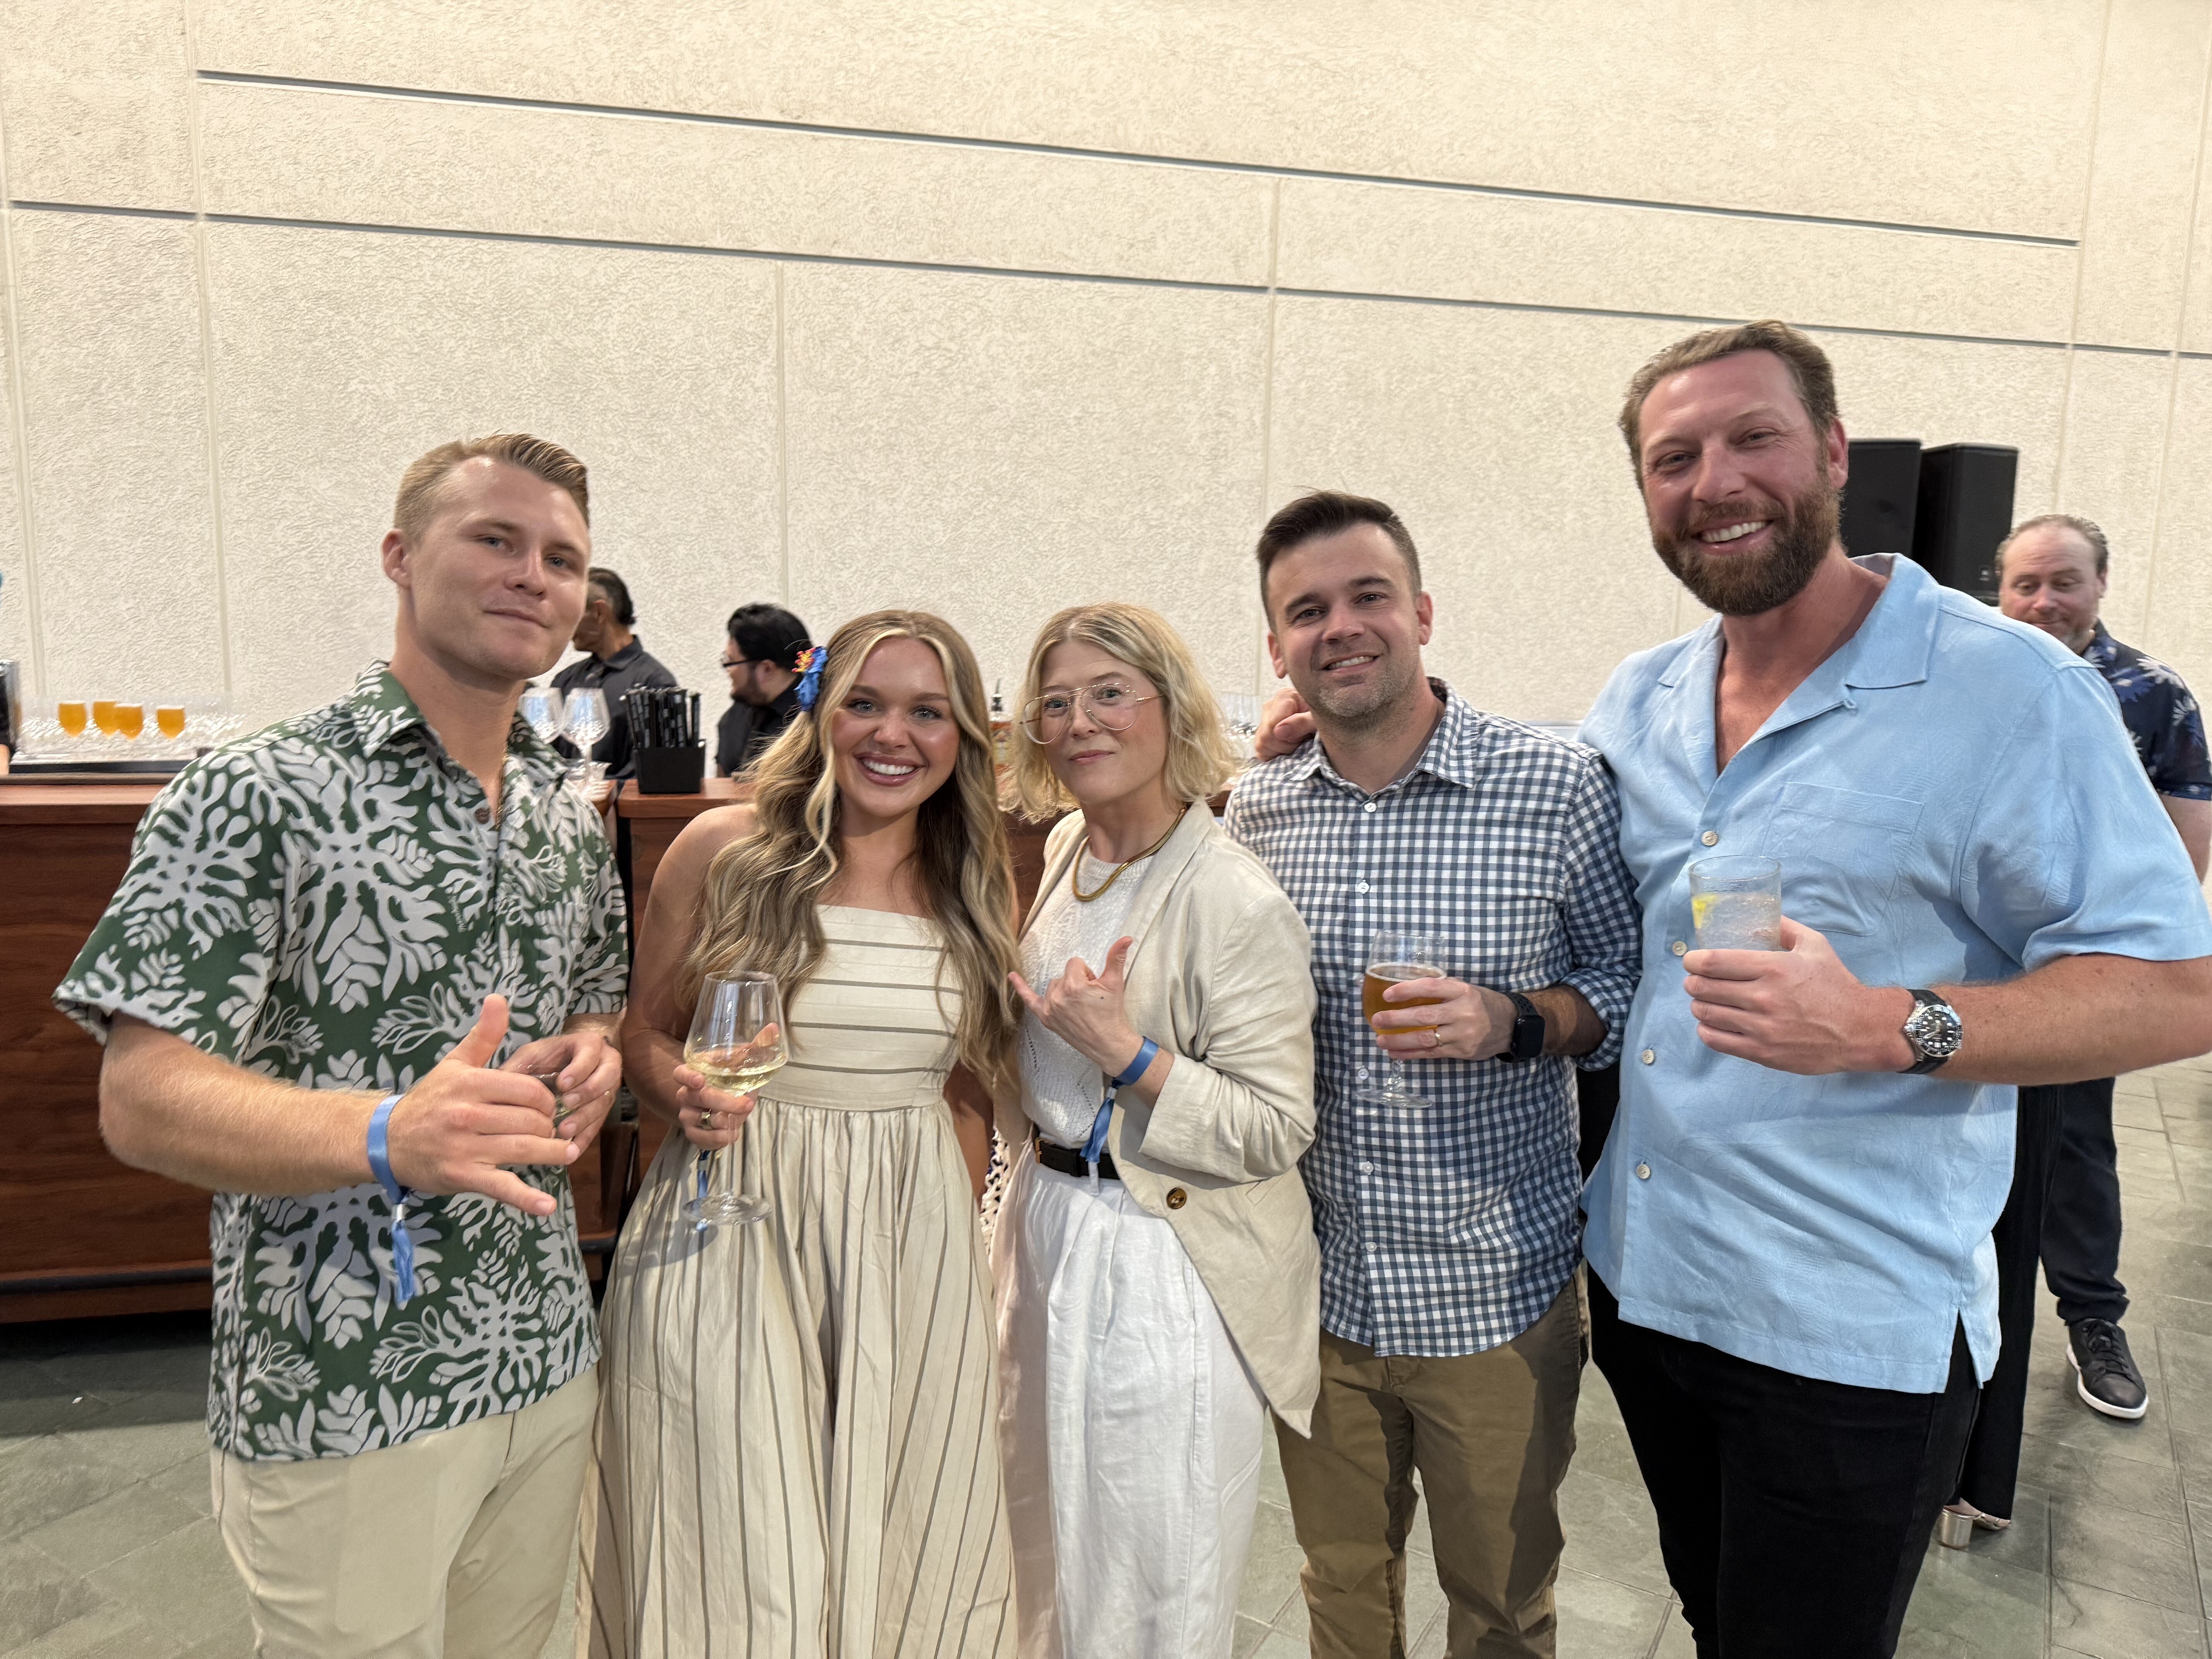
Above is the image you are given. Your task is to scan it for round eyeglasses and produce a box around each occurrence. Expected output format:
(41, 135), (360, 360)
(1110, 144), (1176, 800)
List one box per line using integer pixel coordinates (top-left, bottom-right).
(1020, 683), (1158, 743)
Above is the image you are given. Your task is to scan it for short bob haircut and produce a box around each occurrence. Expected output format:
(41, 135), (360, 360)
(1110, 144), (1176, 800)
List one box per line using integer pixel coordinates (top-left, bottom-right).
(1009, 602), (1240, 818)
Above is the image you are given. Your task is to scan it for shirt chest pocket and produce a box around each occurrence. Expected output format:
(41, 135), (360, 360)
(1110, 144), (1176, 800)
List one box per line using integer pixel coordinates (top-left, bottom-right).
(1756, 783), (1921, 937)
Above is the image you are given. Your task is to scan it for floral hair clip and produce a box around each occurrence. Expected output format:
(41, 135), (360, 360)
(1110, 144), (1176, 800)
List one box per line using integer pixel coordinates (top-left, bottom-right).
(793, 646), (826, 712)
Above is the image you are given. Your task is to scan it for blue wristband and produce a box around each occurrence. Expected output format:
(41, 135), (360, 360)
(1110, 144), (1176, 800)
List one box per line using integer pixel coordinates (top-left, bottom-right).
(1111, 1038), (1161, 1088)
(367, 1092), (417, 1307)
(1081, 1039), (1162, 1170)
(367, 1093), (405, 1204)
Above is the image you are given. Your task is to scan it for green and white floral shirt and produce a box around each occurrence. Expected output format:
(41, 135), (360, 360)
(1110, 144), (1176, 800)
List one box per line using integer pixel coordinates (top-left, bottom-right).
(55, 665), (629, 1461)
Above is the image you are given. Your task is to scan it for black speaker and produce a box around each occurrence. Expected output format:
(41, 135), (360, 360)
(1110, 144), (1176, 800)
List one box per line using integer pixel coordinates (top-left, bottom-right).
(1911, 444), (2017, 601)
(1842, 439), (1922, 559)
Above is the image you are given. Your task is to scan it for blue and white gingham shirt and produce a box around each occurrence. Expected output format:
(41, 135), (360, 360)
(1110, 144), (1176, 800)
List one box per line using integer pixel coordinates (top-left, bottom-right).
(1226, 682), (1641, 1356)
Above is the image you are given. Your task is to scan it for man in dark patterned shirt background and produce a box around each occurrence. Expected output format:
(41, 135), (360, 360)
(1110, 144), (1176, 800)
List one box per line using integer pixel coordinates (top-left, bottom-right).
(1992, 515), (2212, 1423)
(1231, 490), (1642, 1659)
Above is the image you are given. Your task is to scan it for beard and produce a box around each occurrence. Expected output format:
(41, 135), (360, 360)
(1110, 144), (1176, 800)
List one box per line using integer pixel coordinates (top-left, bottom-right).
(1654, 476), (1840, 617)
(1303, 646), (1424, 730)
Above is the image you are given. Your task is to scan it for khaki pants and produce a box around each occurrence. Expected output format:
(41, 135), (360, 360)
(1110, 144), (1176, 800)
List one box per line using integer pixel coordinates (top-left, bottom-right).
(1277, 1275), (1585, 1659)
(213, 1366), (598, 1659)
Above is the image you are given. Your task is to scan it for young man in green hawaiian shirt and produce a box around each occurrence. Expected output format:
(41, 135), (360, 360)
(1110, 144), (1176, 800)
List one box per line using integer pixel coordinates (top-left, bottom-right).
(55, 433), (630, 1659)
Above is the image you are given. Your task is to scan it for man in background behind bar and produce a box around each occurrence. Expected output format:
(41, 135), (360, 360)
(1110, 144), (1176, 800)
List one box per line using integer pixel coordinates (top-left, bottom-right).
(55, 434), (629, 1659)
(715, 600), (810, 776)
(552, 565), (676, 778)
(1997, 514), (2212, 1420)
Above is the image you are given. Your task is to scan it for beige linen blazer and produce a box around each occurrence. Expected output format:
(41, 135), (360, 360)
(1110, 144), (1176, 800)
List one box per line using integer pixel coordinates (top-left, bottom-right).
(998, 798), (1323, 1433)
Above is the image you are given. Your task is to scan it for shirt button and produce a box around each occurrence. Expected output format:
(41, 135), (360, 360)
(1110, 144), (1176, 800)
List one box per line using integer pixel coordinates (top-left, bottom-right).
(1700, 830), (1719, 847)
(1165, 1187), (1187, 1210)
(1355, 882), (1370, 894)
(1358, 1160), (1374, 1173)
(1671, 941), (1687, 957)
(1363, 802), (1378, 813)
(1640, 1048), (1656, 1065)
(1635, 1162), (1652, 1180)
(473, 806), (492, 824)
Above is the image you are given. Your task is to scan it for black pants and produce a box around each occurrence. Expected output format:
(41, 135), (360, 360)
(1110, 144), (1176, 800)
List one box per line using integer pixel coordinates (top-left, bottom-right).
(1951, 1083), (2062, 1519)
(2042, 1076), (2127, 1325)
(1589, 1274), (1978, 1659)
(1577, 1062), (1620, 1181)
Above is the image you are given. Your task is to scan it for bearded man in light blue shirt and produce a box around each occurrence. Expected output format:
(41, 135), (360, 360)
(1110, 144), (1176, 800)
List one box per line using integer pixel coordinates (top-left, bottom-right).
(1578, 319), (2212, 1659)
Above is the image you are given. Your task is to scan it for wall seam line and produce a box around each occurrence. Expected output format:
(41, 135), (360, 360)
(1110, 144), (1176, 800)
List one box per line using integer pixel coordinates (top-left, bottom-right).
(2049, 0), (2117, 510)
(10, 200), (2152, 356)
(180, 0), (236, 702)
(774, 263), (790, 610)
(191, 70), (2079, 250)
(2142, 5), (2212, 636)
(0, 54), (46, 697)
(1254, 177), (1280, 698)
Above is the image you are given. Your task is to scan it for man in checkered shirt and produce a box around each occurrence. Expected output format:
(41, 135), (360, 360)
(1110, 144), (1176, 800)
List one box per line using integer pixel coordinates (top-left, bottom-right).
(1230, 489), (1640, 1659)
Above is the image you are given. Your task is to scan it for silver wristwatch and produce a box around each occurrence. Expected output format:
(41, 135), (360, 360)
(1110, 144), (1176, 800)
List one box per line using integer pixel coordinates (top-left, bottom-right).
(1900, 988), (1963, 1075)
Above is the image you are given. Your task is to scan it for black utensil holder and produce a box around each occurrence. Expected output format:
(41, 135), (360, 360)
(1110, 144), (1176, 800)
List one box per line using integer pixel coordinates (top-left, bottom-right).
(634, 743), (706, 795)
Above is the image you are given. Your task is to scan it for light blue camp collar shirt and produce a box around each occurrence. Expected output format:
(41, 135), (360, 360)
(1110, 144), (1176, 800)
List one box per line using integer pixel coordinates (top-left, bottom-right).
(1581, 555), (2212, 1393)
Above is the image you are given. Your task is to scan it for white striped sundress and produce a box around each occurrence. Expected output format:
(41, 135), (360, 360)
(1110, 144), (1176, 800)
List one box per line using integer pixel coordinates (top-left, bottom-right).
(580, 906), (1015, 1658)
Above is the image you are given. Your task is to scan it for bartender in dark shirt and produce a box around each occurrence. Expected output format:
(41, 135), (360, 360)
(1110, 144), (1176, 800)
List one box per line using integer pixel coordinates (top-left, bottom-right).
(551, 567), (677, 778)
(1989, 515), (2210, 1432)
(716, 603), (810, 776)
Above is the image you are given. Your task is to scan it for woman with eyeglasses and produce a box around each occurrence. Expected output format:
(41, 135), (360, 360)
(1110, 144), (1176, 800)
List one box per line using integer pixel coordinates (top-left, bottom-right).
(996, 603), (1321, 1659)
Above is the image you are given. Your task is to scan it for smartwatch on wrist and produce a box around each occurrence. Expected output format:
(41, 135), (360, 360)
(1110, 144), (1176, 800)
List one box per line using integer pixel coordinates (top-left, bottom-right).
(1498, 991), (1546, 1062)
(1900, 988), (1963, 1075)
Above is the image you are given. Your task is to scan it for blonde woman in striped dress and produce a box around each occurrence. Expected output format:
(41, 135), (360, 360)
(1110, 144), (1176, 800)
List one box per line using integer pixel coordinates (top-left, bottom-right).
(581, 611), (1021, 1657)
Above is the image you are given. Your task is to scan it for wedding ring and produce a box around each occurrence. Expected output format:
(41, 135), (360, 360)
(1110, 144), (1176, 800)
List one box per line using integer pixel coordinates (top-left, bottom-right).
(1431, 1029), (1443, 1049)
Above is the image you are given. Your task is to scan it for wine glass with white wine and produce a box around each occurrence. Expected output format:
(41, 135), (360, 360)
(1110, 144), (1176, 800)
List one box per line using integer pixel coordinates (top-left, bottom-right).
(681, 970), (788, 1228)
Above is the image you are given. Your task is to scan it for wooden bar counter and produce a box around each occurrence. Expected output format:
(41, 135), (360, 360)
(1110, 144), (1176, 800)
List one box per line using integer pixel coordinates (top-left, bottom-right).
(0, 774), (1058, 1323)
(0, 781), (212, 1321)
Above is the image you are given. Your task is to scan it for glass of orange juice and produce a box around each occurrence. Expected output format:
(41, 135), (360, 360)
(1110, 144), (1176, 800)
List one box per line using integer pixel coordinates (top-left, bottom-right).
(113, 702), (146, 740)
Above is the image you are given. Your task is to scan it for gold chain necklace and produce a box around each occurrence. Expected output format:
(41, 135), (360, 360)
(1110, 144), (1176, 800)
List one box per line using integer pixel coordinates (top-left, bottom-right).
(1070, 817), (1180, 902)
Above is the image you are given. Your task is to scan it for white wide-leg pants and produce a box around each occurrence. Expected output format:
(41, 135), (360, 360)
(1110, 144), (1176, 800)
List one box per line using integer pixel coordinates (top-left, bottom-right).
(995, 1155), (1267, 1659)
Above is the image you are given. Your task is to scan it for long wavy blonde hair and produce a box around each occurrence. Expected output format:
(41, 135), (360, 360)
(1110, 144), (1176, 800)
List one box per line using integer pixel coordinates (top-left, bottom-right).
(679, 610), (1020, 1104)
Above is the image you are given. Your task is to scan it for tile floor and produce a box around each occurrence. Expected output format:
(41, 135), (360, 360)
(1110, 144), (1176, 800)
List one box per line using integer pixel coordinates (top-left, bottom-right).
(8, 1057), (2212, 1657)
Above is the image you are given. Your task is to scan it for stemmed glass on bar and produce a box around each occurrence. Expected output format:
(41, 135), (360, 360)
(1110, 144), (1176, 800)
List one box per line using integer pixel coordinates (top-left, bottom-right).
(1359, 928), (1448, 1109)
(681, 971), (788, 1228)
(562, 688), (610, 793)
(519, 685), (564, 748)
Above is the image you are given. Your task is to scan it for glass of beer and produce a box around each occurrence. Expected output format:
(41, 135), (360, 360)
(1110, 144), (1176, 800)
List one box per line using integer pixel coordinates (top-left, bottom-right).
(155, 705), (187, 747)
(1360, 929), (1447, 1109)
(1688, 855), (1784, 951)
(113, 702), (145, 740)
(56, 700), (88, 741)
(91, 699), (119, 740)
(681, 971), (789, 1228)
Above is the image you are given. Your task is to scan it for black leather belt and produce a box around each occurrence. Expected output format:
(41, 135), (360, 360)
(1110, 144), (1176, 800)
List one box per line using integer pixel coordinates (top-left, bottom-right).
(1034, 1132), (1118, 1182)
